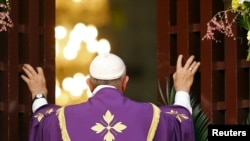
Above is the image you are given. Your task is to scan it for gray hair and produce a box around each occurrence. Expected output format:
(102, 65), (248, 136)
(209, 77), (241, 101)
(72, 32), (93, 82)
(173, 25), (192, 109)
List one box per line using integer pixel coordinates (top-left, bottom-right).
(89, 74), (126, 89)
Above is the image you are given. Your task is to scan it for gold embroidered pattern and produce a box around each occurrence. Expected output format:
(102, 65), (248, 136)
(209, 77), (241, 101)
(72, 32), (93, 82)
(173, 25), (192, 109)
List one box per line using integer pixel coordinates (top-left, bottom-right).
(34, 108), (54, 122)
(91, 110), (127, 141)
(46, 108), (54, 114)
(166, 109), (189, 122)
(34, 113), (44, 122)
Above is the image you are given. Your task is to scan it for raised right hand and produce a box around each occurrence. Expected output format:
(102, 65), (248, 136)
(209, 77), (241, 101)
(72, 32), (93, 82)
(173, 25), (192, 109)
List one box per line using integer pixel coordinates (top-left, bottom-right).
(21, 64), (48, 100)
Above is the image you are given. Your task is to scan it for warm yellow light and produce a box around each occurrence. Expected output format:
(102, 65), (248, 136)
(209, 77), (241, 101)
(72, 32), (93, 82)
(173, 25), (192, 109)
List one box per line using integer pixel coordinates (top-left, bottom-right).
(56, 94), (70, 106)
(69, 29), (84, 44)
(70, 87), (83, 97)
(97, 38), (111, 54)
(61, 73), (89, 97)
(56, 41), (59, 56)
(56, 0), (111, 105)
(73, 23), (87, 41)
(72, 0), (83, 3)
(71, 73), (88, 97)
(55, 84), (61, 98)
(82, 25), (98, 42)
(86, 39), (98, 53)
(55, 25), (67, 39)
(73, 73), (88, 89)
(63, 47), (77, 60)
(62, 77), (73, 91)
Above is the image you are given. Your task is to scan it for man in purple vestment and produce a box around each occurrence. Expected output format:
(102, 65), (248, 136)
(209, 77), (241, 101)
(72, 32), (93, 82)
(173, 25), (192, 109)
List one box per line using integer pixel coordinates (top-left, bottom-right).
(21, 53), (200, 141)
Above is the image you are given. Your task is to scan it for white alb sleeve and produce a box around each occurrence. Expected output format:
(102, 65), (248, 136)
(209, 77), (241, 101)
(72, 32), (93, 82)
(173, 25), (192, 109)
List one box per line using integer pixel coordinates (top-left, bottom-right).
(174, 91), (192, 114)
(32, 98), (48, 113)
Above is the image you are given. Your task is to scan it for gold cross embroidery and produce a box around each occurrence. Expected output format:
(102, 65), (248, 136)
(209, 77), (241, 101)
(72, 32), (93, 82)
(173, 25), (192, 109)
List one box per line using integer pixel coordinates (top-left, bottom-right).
(91, 110), (127, 141)
(166, 109), (189, 122)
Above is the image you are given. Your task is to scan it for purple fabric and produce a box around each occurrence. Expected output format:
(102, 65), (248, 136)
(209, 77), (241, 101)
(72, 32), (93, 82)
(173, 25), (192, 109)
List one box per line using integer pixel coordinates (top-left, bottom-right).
(153, 105), (195, 141)
(29, 104), (62, 141)
(28, 88), (195, 141)
(28, 88), (156, 141)
(64, 88), (155, 141)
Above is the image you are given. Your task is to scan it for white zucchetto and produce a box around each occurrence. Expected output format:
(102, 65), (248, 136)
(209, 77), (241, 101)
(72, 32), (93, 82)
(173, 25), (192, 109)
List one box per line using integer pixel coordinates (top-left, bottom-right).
(89, 53), (126, 80)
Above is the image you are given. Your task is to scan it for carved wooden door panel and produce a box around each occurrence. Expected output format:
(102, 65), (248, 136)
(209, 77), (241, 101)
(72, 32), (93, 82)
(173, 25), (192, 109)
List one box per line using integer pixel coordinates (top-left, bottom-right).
(157, 0), (250, 124)
(0, 0), (55, 140)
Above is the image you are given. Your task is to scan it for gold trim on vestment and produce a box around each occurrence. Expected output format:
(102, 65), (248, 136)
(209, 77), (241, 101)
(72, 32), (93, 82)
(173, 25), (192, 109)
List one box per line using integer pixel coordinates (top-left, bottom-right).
(147, 103), (161, 141)
(57, 107), (71, 141)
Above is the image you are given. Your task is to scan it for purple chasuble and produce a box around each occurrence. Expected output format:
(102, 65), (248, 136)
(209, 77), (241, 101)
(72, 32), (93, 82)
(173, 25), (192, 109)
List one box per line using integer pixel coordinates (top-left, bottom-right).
(29, 87), (160, 141)
(28, 87), (195, 141)
(153, 105), (195, 141)
(57, 88), (160, 141)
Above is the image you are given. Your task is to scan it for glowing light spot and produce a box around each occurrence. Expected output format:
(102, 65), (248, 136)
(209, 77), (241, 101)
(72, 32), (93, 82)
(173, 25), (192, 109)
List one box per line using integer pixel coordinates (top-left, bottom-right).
(55, 85), (61, 98)
(63, 47), (78, 60)
(55, 26), (67, 39)
(97, 38), (111, 54)
(82, 25), (98, 42)
(73, 23), (87, 42)
(73, 73), (87, 89)
(86, 40), (98, 53)
(67, 37), (81, 51)
(62, 77), (74, 91)
(70, 87), (83, 97)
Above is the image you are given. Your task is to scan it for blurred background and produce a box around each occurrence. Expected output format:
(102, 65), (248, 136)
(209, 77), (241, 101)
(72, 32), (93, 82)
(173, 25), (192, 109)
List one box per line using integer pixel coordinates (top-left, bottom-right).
(55, 0), (157, 106)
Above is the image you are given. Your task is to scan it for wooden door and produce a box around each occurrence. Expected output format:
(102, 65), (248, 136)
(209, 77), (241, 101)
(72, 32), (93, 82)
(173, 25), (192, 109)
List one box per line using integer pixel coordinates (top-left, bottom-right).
(0, 0), (55, 140)
(157, 0), (250, 124)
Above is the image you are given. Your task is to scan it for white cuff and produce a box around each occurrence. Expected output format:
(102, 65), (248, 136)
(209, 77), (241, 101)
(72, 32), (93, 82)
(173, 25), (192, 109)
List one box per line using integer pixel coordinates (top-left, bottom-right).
(32, 98), (48, 113)
(174, 91), (192, 114)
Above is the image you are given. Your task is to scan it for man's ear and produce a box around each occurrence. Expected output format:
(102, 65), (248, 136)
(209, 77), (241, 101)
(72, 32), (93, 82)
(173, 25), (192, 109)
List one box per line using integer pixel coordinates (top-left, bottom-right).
(121, 76), (129, 92)
(86, 78), (94, 92)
